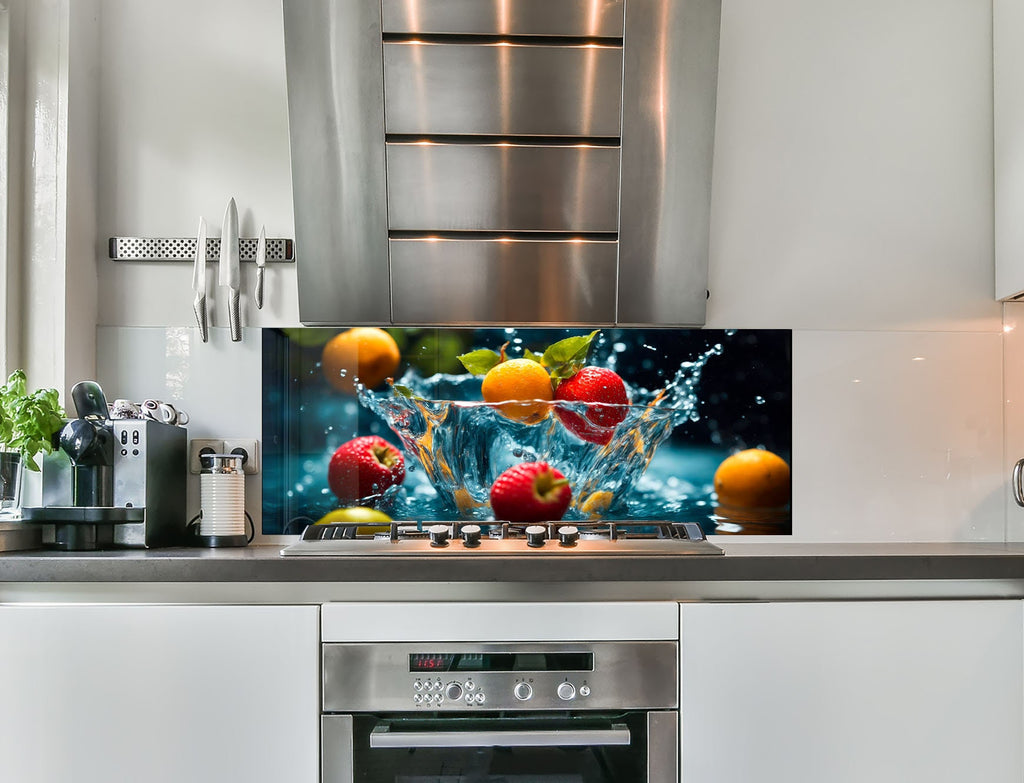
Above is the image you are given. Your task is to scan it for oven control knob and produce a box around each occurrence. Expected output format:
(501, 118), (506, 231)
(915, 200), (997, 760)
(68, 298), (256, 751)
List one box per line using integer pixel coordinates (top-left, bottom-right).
(557, 682), (576, 701)
(445, 682), (464, 701)
(428, 524), (450, 547)
(513, 682), (533, 701)
(557, 525), (579, 546)
(579, 685), (591, 697)
(461, 524), (482, 547)
(525, 525), (547, 547)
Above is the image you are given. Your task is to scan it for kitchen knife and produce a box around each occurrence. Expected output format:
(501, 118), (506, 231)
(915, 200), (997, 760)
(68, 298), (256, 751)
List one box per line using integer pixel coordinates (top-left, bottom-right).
(219, 197), (241, 342)
(254, 224), (266, 310)
(192, 217), (209, 342)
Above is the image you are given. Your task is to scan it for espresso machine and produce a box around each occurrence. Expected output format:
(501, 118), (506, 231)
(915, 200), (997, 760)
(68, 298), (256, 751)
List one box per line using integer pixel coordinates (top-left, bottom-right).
(22, 381), (187, 550)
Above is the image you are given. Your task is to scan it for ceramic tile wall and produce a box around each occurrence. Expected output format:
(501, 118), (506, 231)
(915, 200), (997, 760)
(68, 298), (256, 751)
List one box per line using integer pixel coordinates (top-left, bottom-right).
(90, 0), (1005, 542)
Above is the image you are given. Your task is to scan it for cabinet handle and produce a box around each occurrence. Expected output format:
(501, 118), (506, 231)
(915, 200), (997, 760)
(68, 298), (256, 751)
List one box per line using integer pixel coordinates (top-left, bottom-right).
(1013, 459), (1024, 507)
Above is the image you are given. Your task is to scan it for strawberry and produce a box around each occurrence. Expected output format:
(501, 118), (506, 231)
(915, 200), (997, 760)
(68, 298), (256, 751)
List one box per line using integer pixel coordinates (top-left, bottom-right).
(327, 435), (405, 502)
(490, 462), (572, 523)
(554, 366), (630, 445)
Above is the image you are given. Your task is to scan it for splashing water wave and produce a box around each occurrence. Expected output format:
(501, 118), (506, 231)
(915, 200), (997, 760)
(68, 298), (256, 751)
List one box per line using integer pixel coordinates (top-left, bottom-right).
(357, 342), (724, 520)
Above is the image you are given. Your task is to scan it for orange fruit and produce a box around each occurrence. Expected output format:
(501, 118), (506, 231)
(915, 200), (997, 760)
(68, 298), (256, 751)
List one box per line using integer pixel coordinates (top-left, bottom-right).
(321, 328), (401, 393)
(713, 448), (791, 509)
(481, 358), (553, 424)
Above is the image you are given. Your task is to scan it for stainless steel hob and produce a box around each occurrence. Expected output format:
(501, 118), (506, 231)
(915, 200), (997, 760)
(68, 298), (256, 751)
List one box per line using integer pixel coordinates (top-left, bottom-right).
(280, 520), (723, 557)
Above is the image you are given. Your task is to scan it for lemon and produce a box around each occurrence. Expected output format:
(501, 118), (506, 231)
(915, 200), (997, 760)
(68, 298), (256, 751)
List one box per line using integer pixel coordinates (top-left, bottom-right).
(580, 490), (614, 517)
(713, 449), (791, 509)
(315, 507), (393, 525)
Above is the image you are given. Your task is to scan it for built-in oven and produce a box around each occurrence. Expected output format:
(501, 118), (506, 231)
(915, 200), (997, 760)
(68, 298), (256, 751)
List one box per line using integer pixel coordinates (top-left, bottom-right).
(321, 640), (678, 782)
(320, 602), (682, 782)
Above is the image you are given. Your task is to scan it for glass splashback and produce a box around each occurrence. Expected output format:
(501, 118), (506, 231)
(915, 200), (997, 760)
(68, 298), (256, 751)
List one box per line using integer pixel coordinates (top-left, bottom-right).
(262, 328), (792, 535)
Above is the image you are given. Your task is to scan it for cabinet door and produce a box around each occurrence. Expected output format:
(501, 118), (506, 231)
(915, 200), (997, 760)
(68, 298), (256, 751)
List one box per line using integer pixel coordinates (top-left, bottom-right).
(680, 601), (1023, 783)
(996, 0), (1024, 299)
(0, 604), (319, 783)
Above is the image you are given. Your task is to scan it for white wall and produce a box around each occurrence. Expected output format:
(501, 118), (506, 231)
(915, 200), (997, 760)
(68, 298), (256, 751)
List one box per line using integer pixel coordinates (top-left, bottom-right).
(91, 0), (1005, 542)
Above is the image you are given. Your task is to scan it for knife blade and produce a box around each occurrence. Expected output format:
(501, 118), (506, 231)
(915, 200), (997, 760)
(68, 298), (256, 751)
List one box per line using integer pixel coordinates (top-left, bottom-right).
(192, 217), (209, 342)
(219, 197), (241, 342)
(254, 224), (266, 310)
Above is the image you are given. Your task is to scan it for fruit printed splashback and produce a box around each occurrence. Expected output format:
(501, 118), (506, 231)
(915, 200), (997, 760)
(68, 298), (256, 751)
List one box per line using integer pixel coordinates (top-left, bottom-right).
(262, 328), (793, 535)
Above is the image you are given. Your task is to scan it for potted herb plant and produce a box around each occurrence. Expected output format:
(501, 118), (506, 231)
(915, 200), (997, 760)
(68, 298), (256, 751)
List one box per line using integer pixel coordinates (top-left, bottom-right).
(0, 370), (65, 515)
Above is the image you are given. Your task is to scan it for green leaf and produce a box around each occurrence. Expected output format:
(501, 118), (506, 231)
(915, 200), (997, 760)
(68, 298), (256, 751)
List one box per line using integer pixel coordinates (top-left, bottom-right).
(0, 370), (65, 471)
(457, 348), (502, 376)
(541, 330), (599, 379)
(391, 384), (415, 398)
(523, 349), (544, 364)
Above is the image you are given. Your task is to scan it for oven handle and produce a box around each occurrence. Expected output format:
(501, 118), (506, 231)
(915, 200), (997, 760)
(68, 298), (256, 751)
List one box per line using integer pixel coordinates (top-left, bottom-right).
(369, 722), (632, 749)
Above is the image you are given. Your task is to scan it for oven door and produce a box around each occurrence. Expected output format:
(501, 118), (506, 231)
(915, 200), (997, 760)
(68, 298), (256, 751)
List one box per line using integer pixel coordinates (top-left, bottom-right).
(323, 711), (677, 783)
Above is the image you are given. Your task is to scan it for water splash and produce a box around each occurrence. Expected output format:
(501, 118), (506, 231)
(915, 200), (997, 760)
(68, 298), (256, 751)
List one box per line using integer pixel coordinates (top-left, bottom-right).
(357, 340), (725, 520)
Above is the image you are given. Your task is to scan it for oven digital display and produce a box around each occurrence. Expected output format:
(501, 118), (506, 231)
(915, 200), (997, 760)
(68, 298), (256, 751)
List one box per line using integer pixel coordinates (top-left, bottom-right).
(409, 652), (594, 673)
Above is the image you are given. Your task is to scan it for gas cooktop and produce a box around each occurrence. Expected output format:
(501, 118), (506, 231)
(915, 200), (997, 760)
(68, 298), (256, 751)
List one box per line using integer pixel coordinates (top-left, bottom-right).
(280, 520), (724, 557)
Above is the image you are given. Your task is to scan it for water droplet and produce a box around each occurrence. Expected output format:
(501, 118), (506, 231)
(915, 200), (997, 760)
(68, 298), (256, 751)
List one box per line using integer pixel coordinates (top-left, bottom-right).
(755, 396), (765, 405)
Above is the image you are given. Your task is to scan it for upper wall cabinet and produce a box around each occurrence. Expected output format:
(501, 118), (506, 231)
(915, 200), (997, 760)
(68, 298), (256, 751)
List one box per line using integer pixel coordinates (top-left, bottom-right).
(996, 0), (1024, 300)
(283, 0), (721, 327)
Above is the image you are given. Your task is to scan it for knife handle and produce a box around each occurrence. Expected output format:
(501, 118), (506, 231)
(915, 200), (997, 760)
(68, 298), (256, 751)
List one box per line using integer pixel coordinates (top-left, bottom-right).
(229, 289), (241, 342)
(255, 267), (265, 310)
(193, 295), (209, 343)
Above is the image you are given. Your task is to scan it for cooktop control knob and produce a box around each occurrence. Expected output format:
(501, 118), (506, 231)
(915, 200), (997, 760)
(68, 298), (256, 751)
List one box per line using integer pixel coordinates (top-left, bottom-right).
(525, 525), (547, 548)
(445, 682), (464, 702)
(557, 682), (576, 701)
(513, 682), (533, 701)
(428, 524), (450, 547)
(461, 524), (482, 548)
(557, 525), (579, 546)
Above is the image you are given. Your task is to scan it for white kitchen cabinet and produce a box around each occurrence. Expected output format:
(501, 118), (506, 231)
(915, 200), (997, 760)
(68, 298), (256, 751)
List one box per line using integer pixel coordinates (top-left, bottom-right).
(0, 604), (319, 783)
(680, 600), (1023, 783)
(996, 0), (1024, 299)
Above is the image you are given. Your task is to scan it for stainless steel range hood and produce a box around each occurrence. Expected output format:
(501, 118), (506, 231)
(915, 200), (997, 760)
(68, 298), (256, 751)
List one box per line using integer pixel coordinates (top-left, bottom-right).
(283, 0), (721, 327)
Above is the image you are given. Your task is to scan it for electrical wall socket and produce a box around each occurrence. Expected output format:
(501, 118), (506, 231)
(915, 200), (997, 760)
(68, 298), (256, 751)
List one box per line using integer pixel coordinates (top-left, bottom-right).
(189, 439), (224, 474)
(223, 438), (260, 475)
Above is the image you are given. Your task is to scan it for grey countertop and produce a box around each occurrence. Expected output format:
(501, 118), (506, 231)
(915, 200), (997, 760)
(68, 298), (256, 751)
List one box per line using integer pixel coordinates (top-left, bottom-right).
(3, 541), (1024, 585)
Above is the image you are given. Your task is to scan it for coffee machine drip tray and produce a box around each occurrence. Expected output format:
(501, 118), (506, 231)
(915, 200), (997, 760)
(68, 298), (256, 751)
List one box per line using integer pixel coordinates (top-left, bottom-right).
(21, 506), (146, 551)
(22, 507), (145, 523)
